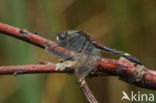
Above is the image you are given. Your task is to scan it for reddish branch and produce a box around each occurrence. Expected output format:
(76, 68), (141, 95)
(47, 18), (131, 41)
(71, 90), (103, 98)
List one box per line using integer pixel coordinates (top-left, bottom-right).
(0, 63), (56, 76)
(0, 60), (76, 75)
(0, 23), (156, 103)
(98, 58), (156, 90)
(0, 23), (74, 58)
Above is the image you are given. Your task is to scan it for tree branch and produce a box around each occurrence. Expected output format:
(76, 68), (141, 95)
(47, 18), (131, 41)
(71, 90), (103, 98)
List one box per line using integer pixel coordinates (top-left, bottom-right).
(0, 23), (74, 58)
(98, 58), (156, 90)
(0, 62), (74, 76)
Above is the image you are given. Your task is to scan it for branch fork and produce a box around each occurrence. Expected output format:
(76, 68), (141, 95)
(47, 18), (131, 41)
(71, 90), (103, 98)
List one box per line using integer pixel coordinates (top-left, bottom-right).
(0, 22), (156, 103)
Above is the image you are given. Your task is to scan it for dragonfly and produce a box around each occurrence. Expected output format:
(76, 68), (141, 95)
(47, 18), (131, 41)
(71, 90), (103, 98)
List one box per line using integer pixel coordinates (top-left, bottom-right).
(46, 30), (142, 80)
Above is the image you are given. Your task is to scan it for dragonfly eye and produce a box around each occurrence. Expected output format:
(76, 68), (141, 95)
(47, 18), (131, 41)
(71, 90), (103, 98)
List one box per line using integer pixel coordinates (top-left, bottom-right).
(56, 32), (67, 41)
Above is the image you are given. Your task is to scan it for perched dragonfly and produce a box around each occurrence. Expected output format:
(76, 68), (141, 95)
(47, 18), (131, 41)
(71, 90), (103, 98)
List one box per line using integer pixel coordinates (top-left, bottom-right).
(46, 30), (142, 80)
(46, 31), (101, 79)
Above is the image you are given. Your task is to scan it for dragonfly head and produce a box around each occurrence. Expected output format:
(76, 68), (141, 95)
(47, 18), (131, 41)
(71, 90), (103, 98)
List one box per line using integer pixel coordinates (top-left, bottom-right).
(56, 32), (67, 41)
(56, 30), (80, 41)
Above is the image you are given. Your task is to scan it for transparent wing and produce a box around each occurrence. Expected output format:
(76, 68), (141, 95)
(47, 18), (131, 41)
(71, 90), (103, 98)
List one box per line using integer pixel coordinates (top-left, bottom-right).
(38, 32), (65, 59)
(75, 41), (101, 78)
(45, 45), (62, 59)
(48, 33), (87, 59)
(59, 33), (87, 53)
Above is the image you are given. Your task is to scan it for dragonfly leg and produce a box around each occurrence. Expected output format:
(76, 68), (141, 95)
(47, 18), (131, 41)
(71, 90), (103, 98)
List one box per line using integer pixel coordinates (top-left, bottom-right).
(66, 47), (71, 60)
(58, 46), (72, 60)
(77, 75), (86, 84)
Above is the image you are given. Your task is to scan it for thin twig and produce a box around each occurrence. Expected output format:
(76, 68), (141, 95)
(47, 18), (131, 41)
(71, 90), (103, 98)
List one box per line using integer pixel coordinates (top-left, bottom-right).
(79, 79), (98, 103)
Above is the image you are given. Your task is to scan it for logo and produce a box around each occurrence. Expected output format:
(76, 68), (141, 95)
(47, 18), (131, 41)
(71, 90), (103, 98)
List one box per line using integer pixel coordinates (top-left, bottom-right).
(121, 91), (154, 102)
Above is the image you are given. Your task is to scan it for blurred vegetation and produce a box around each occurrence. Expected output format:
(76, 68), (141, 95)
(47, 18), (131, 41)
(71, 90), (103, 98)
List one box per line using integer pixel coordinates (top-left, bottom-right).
(0, 0), (156, 103)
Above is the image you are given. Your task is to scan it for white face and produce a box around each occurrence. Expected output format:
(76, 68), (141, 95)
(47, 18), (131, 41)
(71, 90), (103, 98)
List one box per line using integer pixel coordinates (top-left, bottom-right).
(56, 36), (60, 41)
(56, 32), (67, 41)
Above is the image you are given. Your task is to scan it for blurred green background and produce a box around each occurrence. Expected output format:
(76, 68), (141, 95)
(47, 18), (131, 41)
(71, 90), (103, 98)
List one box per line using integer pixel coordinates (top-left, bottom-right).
(0, 0), (156, 103)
